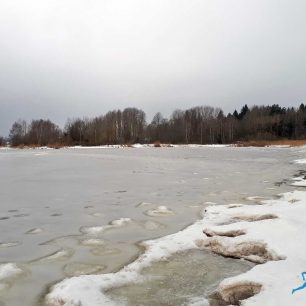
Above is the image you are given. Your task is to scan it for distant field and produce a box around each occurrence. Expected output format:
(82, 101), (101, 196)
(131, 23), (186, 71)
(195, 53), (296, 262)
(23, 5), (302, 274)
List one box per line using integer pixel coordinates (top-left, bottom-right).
(237, 139), (306, 147)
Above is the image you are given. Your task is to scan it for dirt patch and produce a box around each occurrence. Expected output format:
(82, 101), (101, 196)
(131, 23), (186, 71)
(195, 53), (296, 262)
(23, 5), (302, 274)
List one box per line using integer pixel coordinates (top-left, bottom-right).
(234, 213), (278, 222)
(203, 228), (246, 238)
(201, 239), (284, 263)
(235, 139), (306, 147)
(210, 281), (262, 305)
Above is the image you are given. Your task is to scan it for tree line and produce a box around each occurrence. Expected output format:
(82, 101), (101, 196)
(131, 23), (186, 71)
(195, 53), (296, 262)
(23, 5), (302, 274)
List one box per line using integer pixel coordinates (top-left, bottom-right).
(2, 104), (306, 147)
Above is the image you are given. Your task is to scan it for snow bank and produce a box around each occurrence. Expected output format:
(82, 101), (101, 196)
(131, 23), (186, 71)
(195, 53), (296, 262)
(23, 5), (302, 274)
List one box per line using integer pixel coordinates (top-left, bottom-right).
(45, 188), (306, 306)
(198, 190), (306, 305)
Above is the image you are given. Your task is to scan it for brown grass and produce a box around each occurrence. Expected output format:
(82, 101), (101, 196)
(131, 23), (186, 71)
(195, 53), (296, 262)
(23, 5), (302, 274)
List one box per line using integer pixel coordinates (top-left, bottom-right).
(13, 143), (65, 149)
(47, 143), (65, 149)
(153, 141), (161, 147)
(236, 139), (306, 147)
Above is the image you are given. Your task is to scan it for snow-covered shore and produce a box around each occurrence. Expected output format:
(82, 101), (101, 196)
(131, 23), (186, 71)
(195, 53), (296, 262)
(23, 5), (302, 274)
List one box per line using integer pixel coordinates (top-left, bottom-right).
(3, 143), (230, 149)
(44, 159), (306, 306)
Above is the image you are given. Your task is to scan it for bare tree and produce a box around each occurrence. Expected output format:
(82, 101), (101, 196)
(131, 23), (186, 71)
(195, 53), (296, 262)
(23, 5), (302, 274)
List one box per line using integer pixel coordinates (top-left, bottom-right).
(9, 119), (28, 146)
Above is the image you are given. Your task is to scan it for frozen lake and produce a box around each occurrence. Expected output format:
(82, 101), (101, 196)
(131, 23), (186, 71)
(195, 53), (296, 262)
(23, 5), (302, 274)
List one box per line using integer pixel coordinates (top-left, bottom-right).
(0, 146), (304, 305)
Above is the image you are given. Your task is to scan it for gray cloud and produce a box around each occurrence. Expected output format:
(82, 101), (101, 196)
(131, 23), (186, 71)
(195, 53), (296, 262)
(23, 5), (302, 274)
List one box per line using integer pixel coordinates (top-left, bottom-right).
(0, 0), (306, 135)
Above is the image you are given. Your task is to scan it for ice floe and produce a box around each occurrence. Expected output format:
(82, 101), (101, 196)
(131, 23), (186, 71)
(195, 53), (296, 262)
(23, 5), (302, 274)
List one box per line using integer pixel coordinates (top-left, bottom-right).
(145, 206), (174, 217)
(110, 218), (131, 226)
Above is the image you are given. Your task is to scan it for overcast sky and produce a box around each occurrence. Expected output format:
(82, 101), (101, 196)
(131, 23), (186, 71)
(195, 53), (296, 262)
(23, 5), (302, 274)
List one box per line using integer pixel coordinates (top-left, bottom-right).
(0, 0), (305, 135)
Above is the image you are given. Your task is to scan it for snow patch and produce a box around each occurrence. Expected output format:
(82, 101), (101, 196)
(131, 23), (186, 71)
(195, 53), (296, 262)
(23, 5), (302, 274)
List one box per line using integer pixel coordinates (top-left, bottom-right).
(0, 263), (24, 282)
(294, 159), (306, 164)
(291, 176), (306, 187)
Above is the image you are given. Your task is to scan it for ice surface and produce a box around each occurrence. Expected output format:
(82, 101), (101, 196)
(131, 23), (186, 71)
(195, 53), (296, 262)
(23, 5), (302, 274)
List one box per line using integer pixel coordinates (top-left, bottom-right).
(0, 146), (304, 305)
(34, 249), (73, 263)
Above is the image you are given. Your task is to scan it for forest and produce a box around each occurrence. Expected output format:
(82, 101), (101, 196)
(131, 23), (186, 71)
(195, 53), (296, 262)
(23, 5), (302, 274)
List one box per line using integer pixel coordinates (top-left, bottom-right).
(2, 103), (306, 147)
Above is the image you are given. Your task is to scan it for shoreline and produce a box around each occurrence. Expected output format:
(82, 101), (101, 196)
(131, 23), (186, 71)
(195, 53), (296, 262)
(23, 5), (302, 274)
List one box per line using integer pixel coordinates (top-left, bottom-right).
(44, 159), (306, 305)
(2, 140), (306, 151)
